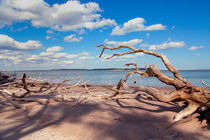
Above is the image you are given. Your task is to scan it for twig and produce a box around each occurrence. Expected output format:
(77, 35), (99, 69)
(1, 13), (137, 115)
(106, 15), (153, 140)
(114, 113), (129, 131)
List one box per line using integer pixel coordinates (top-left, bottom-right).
(96, 44), (186, 82)
(133, 76), (143, 84)
(12, 73), (53, 98)
(201, 80), (210, 89)
(125, 63), (139, 71)
(0, 90), (23, 109)
(55, 76), (81, 90)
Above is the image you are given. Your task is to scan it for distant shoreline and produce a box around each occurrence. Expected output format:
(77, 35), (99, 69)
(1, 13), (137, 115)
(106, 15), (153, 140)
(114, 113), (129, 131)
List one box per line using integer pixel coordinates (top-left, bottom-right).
(2, 68), (210, 72)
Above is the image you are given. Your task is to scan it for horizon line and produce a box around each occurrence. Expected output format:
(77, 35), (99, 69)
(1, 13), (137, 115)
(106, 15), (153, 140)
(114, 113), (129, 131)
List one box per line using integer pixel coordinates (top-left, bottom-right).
(2, 68), (210, 72)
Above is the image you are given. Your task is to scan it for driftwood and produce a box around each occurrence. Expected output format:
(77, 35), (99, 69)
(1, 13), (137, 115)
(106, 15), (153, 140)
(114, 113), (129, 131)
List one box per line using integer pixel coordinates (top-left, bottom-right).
(0, 72), (16, 86)
(0, 90), (23, 109)
(97, 44), (210, 124)
(0, 71), (98, 109)
(11, 73), (53, 98)
(54, 76), (81, 90)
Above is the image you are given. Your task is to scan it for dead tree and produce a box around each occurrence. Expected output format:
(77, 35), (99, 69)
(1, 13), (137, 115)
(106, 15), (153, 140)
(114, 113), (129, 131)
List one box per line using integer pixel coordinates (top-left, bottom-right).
(97, 44), (210, 123)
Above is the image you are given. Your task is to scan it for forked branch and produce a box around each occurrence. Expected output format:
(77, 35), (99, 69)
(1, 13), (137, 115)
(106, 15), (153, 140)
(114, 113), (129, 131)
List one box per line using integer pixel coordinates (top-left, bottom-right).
(13, 73), (52, 98)
(96, 44), (186, 82)
(97, 44), (210, 125)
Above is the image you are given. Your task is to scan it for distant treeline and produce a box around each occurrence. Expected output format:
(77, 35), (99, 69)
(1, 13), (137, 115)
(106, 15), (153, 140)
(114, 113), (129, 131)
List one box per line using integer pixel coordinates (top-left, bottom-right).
(2, 68), (210, 72)
(4, 68), (146, 72)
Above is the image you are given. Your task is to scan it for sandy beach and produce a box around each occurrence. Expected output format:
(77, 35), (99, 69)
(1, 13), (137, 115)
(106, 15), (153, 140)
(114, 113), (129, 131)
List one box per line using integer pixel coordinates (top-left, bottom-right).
(0, 83), (209, 140)
(0, 0), (210, 139)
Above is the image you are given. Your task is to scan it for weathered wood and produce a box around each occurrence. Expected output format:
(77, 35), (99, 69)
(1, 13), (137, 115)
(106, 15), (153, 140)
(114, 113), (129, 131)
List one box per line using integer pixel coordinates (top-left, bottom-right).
(97, 44), (210, 124)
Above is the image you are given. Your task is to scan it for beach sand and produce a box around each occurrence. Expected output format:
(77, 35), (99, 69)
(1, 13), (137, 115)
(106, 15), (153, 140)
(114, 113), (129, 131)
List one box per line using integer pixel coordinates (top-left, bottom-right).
(0, 85), (209, 140)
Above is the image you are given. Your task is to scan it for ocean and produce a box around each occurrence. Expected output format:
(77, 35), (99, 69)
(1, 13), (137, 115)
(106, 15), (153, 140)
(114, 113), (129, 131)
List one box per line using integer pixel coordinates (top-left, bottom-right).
(7, 69), (210, 88)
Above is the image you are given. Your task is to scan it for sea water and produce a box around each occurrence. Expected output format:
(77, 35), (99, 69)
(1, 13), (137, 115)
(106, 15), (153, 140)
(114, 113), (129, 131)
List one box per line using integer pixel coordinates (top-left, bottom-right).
(8, 70), (210, 88)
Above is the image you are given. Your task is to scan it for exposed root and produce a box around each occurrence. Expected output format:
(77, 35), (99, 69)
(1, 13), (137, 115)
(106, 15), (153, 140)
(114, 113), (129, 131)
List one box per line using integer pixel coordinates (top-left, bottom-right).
(173, 103), (199, 121)
(166, 113), (200, 129)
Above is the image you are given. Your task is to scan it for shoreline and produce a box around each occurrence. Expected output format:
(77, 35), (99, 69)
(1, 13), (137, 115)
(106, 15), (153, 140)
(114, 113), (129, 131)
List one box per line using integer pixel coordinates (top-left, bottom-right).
(0, 77), (209, 140)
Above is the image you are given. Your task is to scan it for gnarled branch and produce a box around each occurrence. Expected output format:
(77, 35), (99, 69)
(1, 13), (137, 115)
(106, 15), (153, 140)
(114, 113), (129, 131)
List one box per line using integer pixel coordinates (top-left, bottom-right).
(97, 44), (210, 124)
(96, 44), (187, 82)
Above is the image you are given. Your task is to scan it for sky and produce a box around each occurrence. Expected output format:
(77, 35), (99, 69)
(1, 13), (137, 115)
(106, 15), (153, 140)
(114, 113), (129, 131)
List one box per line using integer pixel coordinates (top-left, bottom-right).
(0, 0), (210, 70)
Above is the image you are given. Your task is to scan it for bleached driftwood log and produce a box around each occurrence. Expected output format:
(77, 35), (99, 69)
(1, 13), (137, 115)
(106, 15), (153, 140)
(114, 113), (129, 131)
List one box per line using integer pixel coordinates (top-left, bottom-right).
(97, 44), (210, 123)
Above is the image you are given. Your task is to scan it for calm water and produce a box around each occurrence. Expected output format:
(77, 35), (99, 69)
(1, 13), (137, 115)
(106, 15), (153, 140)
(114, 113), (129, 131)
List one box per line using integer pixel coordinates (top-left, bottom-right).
(8, 70), (210, 88)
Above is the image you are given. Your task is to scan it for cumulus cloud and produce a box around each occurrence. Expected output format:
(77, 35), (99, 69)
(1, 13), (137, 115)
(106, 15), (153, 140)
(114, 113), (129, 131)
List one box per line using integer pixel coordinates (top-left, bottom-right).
(0, 47), (96, 69)
(135, 52), (144, 56)
(141, 41), (185, 50)
(0, 0), (116, 31)
(105, 38), (143, 46)
(120, 55), (135, 58)
(80, 52), (89, 56)
(111, 17), (166, 35)
(46, 46), (63, 52)
(188, 46), (204, 50)
(61, 60), (74, 64)
(64, 34), (83, 42)
(0, 34), (43, 50)
(78, 56), (94, 60)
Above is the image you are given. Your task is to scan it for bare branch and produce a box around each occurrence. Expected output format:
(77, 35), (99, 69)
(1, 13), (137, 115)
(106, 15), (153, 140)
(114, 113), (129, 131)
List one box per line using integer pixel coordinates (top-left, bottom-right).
(97, 44), (186, 82)
(0, 91), (23, 109)
(12, 73), (53, 98)
(97, 44), (210, 124)
(133, 76), (143, 84)
(55, 76), (81, 90)
(201, 80), (210, 89)
(125, 63), (138, 71)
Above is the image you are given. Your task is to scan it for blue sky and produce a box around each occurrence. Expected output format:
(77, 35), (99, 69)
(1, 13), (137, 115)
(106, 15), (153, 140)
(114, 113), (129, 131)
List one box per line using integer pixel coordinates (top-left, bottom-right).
(0, 0), (209, 70)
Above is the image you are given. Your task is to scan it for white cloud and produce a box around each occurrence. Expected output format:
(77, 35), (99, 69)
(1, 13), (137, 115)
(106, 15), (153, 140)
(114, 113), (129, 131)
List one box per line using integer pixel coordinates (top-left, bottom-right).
(116, 59), (126, 62)
(46, 46), (63, 52)
(26, 55), (42, 61)
(144, 24), (165, 31)
(61, 60), (74, 64)
(64, 34), (83, 42)
(10, 26), (28, 32)
(46, 29), (54, 34)
(111, 17), (166, 35)
(0, 0), (116, 31)
(0, 34), (43, 50)
(0, 45), (81, 68)
(188, 46), (204, 50)
(0, 50), (26, 64)
(120, 55), (135, 58)
(78, 56), (94, 60)
(141, 41), (185, 50)
(105, 38), (143, 46)
(80, 52), (89, 56)
(135, 52), (144, 56)
(54, 53), (78, 59)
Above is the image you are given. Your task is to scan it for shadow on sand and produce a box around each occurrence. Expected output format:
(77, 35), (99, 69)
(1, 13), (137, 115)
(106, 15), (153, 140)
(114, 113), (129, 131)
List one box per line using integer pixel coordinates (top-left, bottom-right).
(0, 94), (209, 140)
